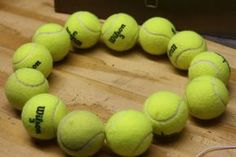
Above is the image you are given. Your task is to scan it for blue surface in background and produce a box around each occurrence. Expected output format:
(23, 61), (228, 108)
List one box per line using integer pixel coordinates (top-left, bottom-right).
(205, 35), (236, 49)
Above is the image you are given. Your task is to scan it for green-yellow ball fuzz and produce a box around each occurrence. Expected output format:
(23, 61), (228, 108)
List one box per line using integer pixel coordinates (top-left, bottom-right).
(144, 91), (188, 136)
(22, 93), (68, 140)
(65, 11), (101, 49)
(139, 17), (176, 55)
(189, 51), (231, 84)
(185, 75), (229, 120)
(105, 110), (153, 157)
(12, 42), (53, 77)
(101, 13), (139, 52)
(167, 31), (207, 70)
(57, 110), (105, 157)
(33, 23), (71, 62)
(4, 68), (49, 110)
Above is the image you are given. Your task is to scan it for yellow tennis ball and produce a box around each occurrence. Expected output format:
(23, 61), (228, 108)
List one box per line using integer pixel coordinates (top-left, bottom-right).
(12, 43), (53, 77)
(4, 68), (49, 110)
(105, 110), (153, 157)
(33, 23), (71, 62)
(189, 51), (231, 84)
(185, 75), (229, 120)
(22, 93), (68, 140)
(167, 31), (207, 70)
(65, 11), (101, 49)
(57, 110), (105, 157)
(144, 91), (188, 136)
(101, 13), (139, 51)
(139, 17), (176, 55)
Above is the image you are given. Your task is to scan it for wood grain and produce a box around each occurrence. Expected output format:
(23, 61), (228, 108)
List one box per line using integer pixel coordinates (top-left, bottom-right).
(0, 0), (235, 157)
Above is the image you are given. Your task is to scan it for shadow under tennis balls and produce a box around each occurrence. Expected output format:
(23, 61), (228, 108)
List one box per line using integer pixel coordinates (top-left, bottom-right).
(190, 112), (226, 127)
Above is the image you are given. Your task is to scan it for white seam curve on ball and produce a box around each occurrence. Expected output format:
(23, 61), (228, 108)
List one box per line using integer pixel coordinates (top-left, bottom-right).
(13, 44), (36, 65)
(174, 39), (205, 66)
(61, 131), (104, 152)
(107, 111), (126, 133)
(33, 28), (65, 39)
(101, 14), (119, 37)
(58, 111), (104, 153)
(123, 24), (139, 50)
(144, 98), (182, 123)
(190, 60), (221, 78)
(77, 14), (100, 34)
(131, 131), (152, 155)
(142, 27), (171, 39)
(52, 97), (61, 133)
(184, 94), (193, 114)
(14, 72), (46, 87)
(211, 77), (226, 106)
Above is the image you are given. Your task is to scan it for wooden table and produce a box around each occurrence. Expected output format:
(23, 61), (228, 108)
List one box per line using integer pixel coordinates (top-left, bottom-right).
(0, 0), (235, 156)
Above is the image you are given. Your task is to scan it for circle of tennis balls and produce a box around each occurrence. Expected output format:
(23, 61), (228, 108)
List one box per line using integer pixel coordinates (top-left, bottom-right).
(105, 110), (153, 157)
(189, 51), (231, 84)
(12, 42), (53, 77)
(101, 13), (139, 52)
(144, 91), (188, 136)
(139, 17), (176, 55)
(167, 30), (207, 70)
(33, 23), (71, 62)
(4, 68), (49, 110)
(185, 75), (229, 120)
(4, 10), (232, 157)
(57, 110), (105, 157)
(65, 11), (101, 49)
(21, 93), (68, 140)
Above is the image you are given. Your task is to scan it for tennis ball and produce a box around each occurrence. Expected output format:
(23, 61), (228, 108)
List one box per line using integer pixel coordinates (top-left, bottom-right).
(167, 31), (207, 70)
(12, 43), (53, 77)
(144, 91), (188, 136)
(22, 93), (68, 140)
(57, 110), (105, 157)
(65, 11), (101, 49)
(139, 17), (176, 55)
(185, 75), (229, 120)
(105, 110), (153, 157)
(4, 68), (49, 110)
(189, 51), (231, 84)
(101, 13), (139, 51)
(33, 23), (71, 62)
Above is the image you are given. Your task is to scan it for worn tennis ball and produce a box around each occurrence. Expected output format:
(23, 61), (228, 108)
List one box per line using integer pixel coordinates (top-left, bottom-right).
(101, 13), (139, 51)
(33, 23), (71, 62)
(144, 91), (188, 136)
(4, 68), (49, 110)
(57, 110), (105, 157)
(105, 110), (153, 157)
(139, 17), (176, 55)
(167, 31), (207, 70)
(22, 93), (68, 140)
(65, 11), (101, 49)
(185, 75), (229, 120)
(189, 51), (231, 84)
(12, 43), (53, 77)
